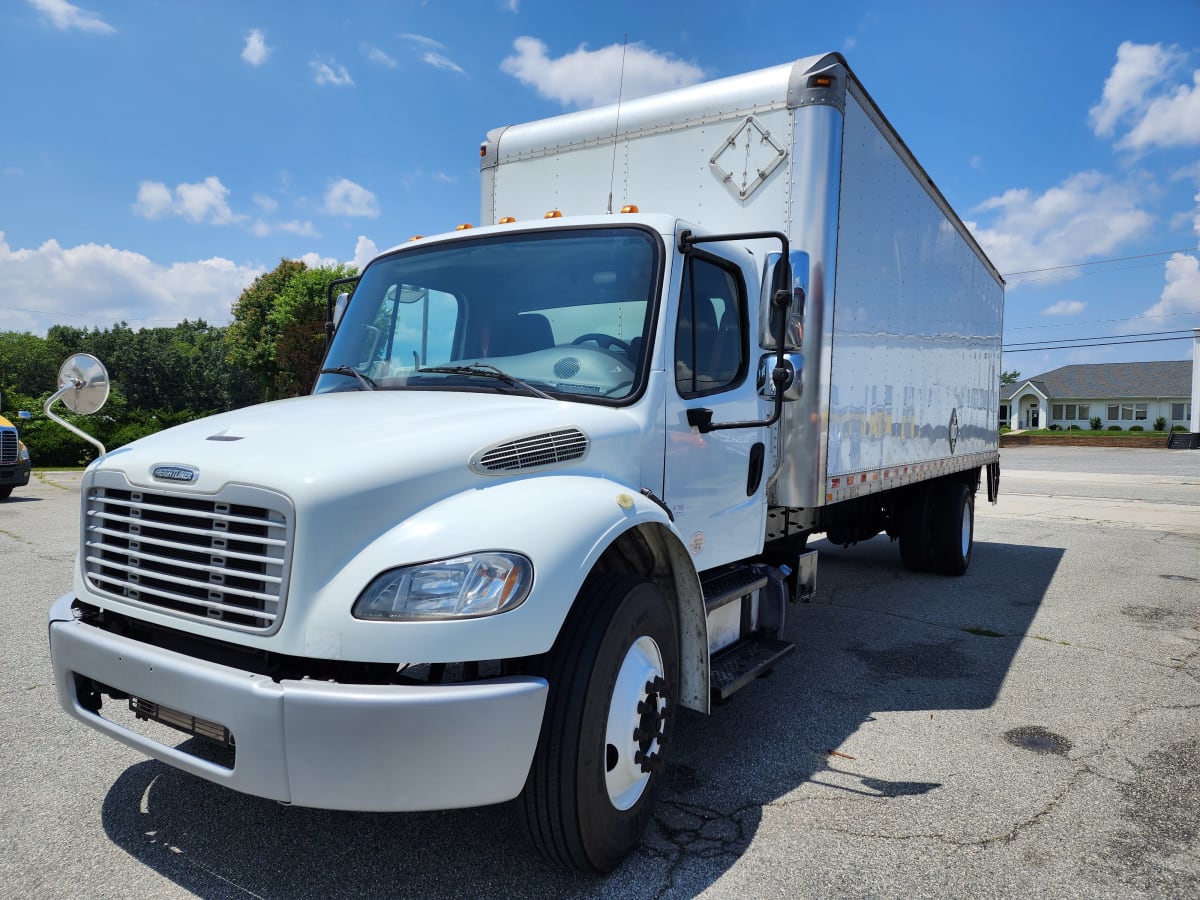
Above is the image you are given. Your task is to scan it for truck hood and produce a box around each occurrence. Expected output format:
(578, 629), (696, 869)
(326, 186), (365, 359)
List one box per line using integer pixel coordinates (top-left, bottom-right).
(93, 391), (645, 511)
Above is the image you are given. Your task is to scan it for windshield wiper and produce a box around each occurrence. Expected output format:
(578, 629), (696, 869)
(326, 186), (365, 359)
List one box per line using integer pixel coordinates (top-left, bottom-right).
(319, 366), (377, 391)
(418, 363), (553, 400)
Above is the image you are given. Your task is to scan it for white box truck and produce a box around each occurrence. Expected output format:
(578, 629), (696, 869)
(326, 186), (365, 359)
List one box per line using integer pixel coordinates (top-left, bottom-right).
(49, 52), (1003, 872)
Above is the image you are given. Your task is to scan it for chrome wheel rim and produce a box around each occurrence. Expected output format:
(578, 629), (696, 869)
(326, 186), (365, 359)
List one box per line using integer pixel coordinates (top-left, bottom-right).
(604, 635), (667, 810)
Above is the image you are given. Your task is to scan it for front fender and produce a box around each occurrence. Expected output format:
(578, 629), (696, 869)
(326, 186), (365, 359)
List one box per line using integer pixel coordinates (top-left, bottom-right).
(301, 475), (678, 663)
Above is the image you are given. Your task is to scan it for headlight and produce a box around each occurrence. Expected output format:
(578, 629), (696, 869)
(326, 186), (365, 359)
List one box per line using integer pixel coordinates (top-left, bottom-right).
(353, 552), (533, 620)
(19, 447), (30, 461)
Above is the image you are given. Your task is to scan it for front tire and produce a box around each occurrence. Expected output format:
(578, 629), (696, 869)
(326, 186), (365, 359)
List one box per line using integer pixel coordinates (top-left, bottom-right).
(519, 575), (679, 873)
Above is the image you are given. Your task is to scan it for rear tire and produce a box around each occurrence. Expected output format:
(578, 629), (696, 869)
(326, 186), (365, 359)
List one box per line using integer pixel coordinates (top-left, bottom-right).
(897, 488), (934, 572)
(519, 575), (679, 873)
(932, 481), (974, 575)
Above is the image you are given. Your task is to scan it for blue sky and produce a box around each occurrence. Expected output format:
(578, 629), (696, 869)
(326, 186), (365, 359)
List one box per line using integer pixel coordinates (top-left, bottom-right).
(2, 0), (1198, 379)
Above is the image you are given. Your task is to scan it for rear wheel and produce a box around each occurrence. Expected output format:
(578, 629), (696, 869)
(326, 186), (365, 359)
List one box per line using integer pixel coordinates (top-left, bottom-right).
(932, 481), (974, 575)
(897, 488), (934, 573)
(519, 575), (679, 873)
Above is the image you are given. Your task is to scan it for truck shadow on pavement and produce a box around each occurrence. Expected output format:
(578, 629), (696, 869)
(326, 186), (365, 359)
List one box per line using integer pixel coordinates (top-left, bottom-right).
(99, 536), (1063, 899)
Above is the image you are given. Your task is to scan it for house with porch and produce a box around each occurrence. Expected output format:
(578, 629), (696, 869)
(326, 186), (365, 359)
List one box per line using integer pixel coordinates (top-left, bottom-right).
(1000, 360), (1193, 431)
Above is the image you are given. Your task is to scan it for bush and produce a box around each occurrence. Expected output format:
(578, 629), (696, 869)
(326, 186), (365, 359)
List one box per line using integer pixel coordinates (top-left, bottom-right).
(1090, 417), (1102, 430)
(1129, 425), (1144, 432)
(1173, 424), (1189, 432)
(1068, 424), (1081, 431)
(1048, 423), (1060, 431)
(1108, 425), (1123, 431)
(1153, 416), (1167, 432)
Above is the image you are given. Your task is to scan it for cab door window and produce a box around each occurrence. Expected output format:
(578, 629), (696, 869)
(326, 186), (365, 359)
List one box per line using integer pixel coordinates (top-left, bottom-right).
(675, 257), (747, 398)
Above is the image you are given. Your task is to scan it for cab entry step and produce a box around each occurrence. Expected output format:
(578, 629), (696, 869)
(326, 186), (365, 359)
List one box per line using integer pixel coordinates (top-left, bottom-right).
(710, 635), (795, 701)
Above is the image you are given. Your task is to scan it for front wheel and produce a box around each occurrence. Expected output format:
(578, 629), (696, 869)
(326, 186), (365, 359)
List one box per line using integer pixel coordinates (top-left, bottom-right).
(519, 575), (679, 873)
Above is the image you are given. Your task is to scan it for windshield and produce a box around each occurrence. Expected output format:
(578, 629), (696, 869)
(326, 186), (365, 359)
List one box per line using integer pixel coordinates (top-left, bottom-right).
(315, 226), (661, 403)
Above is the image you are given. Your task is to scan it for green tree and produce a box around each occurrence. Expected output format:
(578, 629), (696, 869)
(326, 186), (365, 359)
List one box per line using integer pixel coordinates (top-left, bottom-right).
(225, 258), (308, 402)
(1000, 370), (1021, 386)
(271, 263), (356, 397)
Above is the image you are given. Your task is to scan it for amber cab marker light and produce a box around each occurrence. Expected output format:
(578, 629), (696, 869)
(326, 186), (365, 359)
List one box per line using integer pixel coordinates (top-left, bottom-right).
(809, 75), (834, 88)
(544, 210), (563, 219)
(479, 144), (487, 157)
(620, 204), (639, 214)
(408, 235), (424, 242)
(455, 223), (473, 231)
(498, 216), (516, 224)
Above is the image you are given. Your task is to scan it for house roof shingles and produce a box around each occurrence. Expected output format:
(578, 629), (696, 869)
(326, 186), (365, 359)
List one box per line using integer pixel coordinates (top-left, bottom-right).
(1001, 361), (1193, 402)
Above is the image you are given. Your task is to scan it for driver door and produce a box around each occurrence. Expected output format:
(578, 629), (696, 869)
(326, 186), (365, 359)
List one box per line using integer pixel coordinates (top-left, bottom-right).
(663, 250), (768, 571)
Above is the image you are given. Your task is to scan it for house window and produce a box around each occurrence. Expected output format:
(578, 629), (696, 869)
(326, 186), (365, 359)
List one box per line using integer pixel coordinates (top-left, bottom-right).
(1053, 403), (1085, 420)
(1107, 403), (1146, 421)
(1171, 402), (1192, 421)
(1078, 404), (1089, 420)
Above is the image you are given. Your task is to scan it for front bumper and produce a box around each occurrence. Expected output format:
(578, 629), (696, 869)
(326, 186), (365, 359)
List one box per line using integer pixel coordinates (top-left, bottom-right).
(49, 594), (548, 811)
(0, 460), (31, 489)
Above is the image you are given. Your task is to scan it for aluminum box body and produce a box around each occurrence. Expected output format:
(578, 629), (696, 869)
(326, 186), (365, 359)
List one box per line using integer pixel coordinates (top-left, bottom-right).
(483, 52), (1003, 511)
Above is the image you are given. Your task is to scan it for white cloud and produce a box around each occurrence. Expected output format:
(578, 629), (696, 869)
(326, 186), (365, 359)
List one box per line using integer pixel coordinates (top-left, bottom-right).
(133, 181), (174, 220)
(252, 193), (278, 213)
(323, 178), (380, 217)
(1089, 41), (1200, 151)
(298, 251), (339, 269)
(134, 177), (240, 225)
(1041, 300), (1086, 316)
(501, 36), (705, 108)
(0, 231), (262, 334)
(422, 52), (464, 74)
(174, 176), (239, 224)
(311, 60), (354, 87)
(966, 171), (1153, 280)
(1139, 252), (1200, 325)
(242, 29), (271, 66)
(432, 172), (457, 184)
(398, 33), (445, 50)
(27, 0), (114, 34)
(278, 220), (318, 237)
(352, 236), (379, 272)
(502, 0), (519, 12)
(364, 44), (397, 68)
(397, 34), (464, 74)
(1120, 70), (1200, 151)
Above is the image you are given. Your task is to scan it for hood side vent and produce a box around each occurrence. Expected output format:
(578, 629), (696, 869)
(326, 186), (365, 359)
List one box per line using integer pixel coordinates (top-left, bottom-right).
(472, 427), (588, 474)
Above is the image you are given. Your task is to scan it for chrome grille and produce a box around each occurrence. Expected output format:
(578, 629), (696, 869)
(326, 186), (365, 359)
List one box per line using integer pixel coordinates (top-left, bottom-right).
(84, 485), (291, 633)
(0, 428), (16, 465)
(472, 428), (588, 473)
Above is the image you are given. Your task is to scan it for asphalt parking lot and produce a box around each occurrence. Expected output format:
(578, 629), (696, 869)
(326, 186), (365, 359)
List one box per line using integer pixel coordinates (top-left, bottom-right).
(2, 447), (1198, 898)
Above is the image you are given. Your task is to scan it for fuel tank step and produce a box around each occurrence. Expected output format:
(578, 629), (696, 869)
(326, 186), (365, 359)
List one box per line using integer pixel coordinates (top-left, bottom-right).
(710, 634), (795, 702)
(701, 566), (768, 615)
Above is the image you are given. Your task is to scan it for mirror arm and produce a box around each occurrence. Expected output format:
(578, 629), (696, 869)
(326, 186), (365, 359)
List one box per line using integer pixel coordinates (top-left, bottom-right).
(44, 383), (106, 458)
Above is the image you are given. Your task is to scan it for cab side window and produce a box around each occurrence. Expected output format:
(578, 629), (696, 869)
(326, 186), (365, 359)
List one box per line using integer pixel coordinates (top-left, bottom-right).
(675, 257), (746, 397)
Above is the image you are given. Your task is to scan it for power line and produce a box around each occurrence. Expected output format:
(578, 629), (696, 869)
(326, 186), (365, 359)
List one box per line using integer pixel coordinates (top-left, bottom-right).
(1002, 247), (1199, 278)
(1003, 335), (1195, 353)
(1007, 309), (1200, 331)
(1004, 329), (1195, 348)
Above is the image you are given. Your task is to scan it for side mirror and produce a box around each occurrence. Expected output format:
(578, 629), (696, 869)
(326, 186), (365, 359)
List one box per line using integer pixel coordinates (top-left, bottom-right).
(332, 291), (351, 331)
(45, 353), (110, 457)
(760, 250), (809, 351)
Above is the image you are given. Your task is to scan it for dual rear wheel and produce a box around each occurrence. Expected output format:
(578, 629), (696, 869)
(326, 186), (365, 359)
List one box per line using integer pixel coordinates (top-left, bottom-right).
(897, 479), (975, 576)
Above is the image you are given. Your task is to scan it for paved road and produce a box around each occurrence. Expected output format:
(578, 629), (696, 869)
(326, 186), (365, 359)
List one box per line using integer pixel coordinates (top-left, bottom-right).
(1, 453), (1197, 898)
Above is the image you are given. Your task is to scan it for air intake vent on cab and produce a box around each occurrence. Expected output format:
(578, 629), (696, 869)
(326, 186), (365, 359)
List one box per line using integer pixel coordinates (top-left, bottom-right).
(471, 427), (588, 474)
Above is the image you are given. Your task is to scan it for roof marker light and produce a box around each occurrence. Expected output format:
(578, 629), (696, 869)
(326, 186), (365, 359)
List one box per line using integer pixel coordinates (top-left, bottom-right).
(498, 216), (516, 224)
(408, 235), (424, 242)
(455, 223), (473, 231)
(620, 204), (639, 214)
(544, 210), (562, 219)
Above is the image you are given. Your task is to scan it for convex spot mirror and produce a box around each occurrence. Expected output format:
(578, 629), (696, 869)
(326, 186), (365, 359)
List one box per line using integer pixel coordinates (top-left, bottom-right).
(58, 353), (110, 415)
